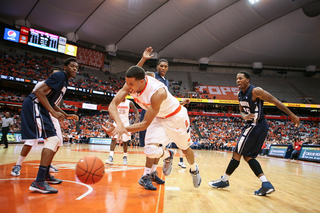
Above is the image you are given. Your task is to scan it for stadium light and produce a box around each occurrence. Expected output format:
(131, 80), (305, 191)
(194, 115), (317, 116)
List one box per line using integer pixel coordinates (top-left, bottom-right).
(249, 0), (259, 4)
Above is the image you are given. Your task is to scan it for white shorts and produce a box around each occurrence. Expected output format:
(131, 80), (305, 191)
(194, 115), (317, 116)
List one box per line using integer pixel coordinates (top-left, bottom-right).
(113, 122), (131, 142)
(145, 106), (192, 150)
(24, 115), (63, 147)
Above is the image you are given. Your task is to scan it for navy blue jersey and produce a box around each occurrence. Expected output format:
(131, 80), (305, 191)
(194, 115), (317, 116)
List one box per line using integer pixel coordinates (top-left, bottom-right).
(238, 84), (265, 124)
(154, 72), (169, 88)
(29, 71), (68, 107)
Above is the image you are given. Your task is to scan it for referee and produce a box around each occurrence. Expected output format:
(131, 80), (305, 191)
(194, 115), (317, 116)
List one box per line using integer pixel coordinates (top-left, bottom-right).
(0, 112), (14, 149)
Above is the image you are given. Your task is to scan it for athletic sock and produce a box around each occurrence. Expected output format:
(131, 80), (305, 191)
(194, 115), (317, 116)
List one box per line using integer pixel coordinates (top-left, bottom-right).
(259, 175), (268, 182)
(123, 152), (127, 157)
(143, 167), (151, 176)
(16, 156), (26, 166)
(222, 173), (230, 181)
(180, 157), (183, 163)
(151, 164), (157, 173)
(46, 165), (51, 176)
(110, 151), (114, 157)
(190, 163), (197, 172)
(36, 165), (48, 182)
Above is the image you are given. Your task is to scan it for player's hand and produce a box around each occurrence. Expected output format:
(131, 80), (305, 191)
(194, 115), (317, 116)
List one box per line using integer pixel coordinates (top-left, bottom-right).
(180, 99), (190, 106)
(67, 114), (79, 121)
(142, 47), (154, 60)
(291, 115), (300, 127)
(243, 113), (255, 121)
(102, 122), (115, 136)
(52, 111), (65, 122)
(113, 123), (128, 142)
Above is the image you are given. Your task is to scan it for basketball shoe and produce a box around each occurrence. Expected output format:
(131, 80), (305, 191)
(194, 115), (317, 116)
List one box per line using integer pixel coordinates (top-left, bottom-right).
(178, 162), (186, 168)
(105, 156), (113, 165)
(49, 165), (59, 173)
(150, 171), (165, 184)
(45, 175), (63, 184)
(208, 176), (230, 188)
(138, 174), (157, 190)
(29, 180), (58, 194)
(190, 164), (201, 188)
(11, 165), (21, 176)
(163, 150), (174, 176)
(254, 181), (275, 196)
(123, 156), (128, 165)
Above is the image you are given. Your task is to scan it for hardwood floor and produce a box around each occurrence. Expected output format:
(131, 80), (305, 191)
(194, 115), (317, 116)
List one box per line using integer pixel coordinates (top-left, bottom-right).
(0, 144), (319, 213)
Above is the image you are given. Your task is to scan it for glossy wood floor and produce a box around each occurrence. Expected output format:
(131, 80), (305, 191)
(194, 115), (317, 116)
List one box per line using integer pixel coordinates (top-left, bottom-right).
(1, 144), (320, 213)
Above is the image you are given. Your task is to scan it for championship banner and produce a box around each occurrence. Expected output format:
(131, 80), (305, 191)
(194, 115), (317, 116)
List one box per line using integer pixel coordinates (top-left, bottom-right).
(77, 47), (105, 69)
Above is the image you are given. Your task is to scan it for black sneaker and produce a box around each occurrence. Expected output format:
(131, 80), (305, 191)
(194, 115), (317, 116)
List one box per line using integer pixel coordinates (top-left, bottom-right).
(45, 175), (63, 184)
(29, 180), (58, 194)
(138, 174), (157, 190)
(150, 171), (165, 184)
(254, 181), (275, 196)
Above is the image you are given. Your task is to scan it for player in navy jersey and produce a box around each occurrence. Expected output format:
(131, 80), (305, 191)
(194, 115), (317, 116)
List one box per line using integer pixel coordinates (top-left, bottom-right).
(22, 58), (78, 194)
(209, 71), (300, 196)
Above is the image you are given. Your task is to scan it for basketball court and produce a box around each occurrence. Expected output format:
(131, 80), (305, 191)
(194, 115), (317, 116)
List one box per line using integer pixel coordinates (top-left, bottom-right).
(1, 144), (319, 213)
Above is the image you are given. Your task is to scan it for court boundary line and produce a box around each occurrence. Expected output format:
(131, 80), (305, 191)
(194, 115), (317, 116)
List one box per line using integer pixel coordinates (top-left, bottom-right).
(0, 178), (93, 200)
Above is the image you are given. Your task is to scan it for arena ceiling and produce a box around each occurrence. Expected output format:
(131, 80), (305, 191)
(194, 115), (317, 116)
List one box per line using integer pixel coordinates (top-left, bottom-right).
(0, 0), (320, 68)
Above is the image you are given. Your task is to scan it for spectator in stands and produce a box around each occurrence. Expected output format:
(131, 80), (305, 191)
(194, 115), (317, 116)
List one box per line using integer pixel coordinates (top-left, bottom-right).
(290, 138), (303, 160)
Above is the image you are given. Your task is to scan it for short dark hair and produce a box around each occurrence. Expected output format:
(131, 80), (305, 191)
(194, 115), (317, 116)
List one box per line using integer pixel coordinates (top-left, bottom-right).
(125, 66), (145, 80)
(157, 59), (168, 66)
(63, 58), (77, 66)
(238, 71), (250, 80)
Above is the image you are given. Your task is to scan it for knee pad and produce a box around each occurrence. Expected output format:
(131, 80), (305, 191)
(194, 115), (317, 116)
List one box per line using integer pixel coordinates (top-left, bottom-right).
(44, 136), (59, 152)
(144, 144), (164, 158)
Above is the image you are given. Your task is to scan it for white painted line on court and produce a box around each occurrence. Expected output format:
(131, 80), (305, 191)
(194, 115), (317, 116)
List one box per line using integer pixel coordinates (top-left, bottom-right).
(0, 178), (93, 200)
(165, 186), (180, 191)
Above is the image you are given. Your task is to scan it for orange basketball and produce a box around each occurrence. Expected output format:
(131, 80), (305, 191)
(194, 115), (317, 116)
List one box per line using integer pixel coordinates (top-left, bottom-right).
(76, 155), (105, 184)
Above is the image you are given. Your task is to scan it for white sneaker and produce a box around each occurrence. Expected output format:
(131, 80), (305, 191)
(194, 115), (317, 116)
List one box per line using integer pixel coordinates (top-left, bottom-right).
(178, 162), (186, 169)
(105, 156), (113, 165)
(49, 165), (59, 173)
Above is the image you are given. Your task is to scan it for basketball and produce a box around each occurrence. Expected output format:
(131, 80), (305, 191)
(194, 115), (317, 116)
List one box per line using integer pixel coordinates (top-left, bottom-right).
(76, 155), (105, 184)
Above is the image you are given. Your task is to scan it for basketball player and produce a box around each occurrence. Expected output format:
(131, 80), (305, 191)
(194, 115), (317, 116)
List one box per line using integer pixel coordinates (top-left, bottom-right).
(102, 66), (201, 191)
(136, 47), (189, 190)
(105, 98), (139, 165)
(209, 71), (300, 196)
(11, 70), (78, 177)
(20, 58), (78, 194)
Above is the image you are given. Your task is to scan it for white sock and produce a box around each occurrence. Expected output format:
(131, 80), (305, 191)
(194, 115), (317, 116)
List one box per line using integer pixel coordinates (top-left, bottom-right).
(110, 151), (114, 157)
(151, 164), (157, 173)
(259, 175), (268, 182)
(143, 167), (151, 176)
(123, 152), (127, 157)
(190, 163), (197, 172)
(222, 174), (230, 181)
(16, 156), (26, 166)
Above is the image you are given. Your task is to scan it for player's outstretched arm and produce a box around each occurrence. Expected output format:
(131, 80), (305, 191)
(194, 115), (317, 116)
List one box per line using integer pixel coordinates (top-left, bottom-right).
(253, 87), (300, 127)
(136, 46), (154, 68)
(126, 88), (166, 133)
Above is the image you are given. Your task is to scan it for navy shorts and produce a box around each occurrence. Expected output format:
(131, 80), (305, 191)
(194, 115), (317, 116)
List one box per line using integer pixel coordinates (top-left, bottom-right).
(234, 120), (268, 158)
(139, 109), (146, 147)
(20, 97), (57, 140)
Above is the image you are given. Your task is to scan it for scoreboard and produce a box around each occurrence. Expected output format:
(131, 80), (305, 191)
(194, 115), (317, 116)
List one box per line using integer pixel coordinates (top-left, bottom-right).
(28, 28), (59, 52)
(2, 27), (77, 57)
